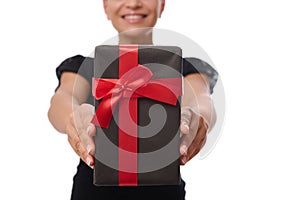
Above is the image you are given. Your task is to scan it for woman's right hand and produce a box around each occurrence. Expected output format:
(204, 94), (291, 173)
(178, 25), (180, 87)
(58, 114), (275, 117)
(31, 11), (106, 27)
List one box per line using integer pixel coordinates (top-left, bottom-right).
(66, 103), (96, 168)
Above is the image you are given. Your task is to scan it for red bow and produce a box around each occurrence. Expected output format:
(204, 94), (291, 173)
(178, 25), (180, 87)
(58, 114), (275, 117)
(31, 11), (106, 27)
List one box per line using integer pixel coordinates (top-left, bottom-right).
(91, 64), (182, 128)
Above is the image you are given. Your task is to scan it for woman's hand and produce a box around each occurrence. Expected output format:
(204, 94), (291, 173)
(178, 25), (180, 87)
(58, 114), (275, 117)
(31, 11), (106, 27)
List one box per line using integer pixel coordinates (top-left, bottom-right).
(180, 106), (208, 165)
(179, 73), (216, 165)
(66, 103), (96, 168)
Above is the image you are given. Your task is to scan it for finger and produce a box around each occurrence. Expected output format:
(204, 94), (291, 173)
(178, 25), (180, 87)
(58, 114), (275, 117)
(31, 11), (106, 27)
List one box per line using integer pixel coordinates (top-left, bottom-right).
(77, 125), (96, 156)
(66, 123), (85, 158)
(187, 135), (207, 163)
(180, 132), (194, 156)
(66, 123), (95, 168)
(86, 153), (95, 168)
(190, 117), (207, 148)
(180, 117), (207, 165)
(180, 108), (192, 135)
(83, 124), (96, 167)
(180, 109), (199, 154)
(87, 123), (96, 137)
(180, 134), (194, 165)
(71, 110), (96, 156)
(179, 138), (188, 157)
(189, 111), (200, 137)
(68, 132), (95, 168)
(186, 120), (208, 162)
(189, 136), (207, 161)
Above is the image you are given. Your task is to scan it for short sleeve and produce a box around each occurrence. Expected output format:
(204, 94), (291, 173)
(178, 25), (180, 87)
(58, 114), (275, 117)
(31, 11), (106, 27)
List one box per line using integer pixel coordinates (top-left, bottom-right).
(56, 55), (85, 79)
(183, 57), (218, 94)
(55, 55), (93, 91)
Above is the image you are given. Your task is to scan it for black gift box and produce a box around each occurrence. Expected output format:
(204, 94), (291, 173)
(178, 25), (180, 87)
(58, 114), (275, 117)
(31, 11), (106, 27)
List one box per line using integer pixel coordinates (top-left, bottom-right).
(93, 45), (182, 186)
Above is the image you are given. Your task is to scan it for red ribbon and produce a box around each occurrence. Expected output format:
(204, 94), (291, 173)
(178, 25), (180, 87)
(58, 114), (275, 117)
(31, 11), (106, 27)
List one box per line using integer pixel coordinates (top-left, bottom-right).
(91, 45), (182, 186)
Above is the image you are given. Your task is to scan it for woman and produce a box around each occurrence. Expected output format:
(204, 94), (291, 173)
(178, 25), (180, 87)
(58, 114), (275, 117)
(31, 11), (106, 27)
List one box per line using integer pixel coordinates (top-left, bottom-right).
(48, 0), (217, 199)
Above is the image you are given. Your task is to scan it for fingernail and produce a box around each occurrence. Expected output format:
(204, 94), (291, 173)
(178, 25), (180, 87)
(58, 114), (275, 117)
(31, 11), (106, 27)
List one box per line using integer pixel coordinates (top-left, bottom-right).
(183, 122), (189, 129)
(181, 123), (189, 134)
(180, 145), (188, 155)
(87, 144), (92, 154)
(181, 156), (187, 165)
(86, 125), (92, 135)
(86, 157), (91, 166)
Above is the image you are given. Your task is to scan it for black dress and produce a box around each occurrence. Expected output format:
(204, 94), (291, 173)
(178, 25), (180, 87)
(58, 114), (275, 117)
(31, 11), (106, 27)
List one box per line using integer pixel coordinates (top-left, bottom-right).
(55, 55), (218, 200)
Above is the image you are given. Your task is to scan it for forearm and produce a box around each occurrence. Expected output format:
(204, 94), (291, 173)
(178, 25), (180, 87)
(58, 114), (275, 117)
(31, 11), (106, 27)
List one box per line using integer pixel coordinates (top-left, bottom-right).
(183, 73), (217, 131)
(48, 90), (80, 133)
(48, 72), (91, 133)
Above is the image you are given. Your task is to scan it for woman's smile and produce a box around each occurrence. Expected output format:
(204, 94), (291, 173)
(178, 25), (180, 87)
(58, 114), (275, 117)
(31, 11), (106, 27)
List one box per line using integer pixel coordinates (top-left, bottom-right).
(122, 13), (148, 24)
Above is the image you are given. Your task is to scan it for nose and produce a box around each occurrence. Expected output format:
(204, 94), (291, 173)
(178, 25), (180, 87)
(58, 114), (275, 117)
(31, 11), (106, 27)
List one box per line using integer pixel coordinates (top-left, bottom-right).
(125, 0), (142, 9)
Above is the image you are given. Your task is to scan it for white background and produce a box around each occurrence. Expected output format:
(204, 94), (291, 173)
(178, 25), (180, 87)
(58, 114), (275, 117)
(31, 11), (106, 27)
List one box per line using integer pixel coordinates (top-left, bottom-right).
(1, 0), (300, 199)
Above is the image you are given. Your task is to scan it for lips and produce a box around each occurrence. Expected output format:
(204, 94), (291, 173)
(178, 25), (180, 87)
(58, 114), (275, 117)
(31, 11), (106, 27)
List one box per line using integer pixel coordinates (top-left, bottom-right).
(122, 14), (147, 23)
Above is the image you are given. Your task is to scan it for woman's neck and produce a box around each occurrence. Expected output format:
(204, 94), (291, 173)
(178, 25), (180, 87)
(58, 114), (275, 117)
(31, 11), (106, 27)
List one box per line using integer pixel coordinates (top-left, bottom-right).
(118, 28), (153, 45)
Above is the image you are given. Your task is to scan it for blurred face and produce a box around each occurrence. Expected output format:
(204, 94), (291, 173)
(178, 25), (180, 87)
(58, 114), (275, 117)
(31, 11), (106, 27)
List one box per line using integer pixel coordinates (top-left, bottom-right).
(103, 0), (165, 33)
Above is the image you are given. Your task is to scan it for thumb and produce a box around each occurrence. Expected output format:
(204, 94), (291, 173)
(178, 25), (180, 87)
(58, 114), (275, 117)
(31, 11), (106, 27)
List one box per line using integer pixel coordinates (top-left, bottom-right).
(180, 107), (192, 135)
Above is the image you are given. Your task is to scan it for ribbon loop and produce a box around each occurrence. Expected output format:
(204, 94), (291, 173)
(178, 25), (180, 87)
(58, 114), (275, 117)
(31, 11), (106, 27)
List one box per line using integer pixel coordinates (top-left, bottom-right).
(91, 64), (181, 128)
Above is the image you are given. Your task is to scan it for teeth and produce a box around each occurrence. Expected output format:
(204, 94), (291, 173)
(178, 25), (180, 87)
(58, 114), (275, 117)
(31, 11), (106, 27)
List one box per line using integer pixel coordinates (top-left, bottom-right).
(124, 15), (144, 20)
